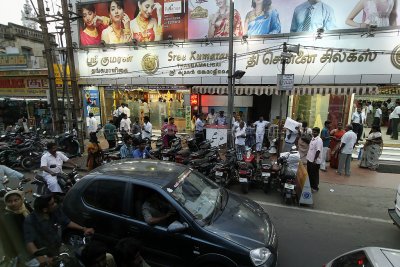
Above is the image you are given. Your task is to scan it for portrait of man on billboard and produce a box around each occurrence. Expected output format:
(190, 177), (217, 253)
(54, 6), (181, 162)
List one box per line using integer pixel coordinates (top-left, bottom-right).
(290, 0), (336, 32)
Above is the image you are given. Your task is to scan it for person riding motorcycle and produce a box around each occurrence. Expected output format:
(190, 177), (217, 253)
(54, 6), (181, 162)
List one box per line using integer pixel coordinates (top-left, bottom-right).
(132, 140), (155, 159)
(40, 142), (78, 193)
(162, 117), (178, 148)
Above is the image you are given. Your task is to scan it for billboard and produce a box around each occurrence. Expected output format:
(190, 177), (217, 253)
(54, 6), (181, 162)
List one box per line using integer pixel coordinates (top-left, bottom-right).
(78, 0), (400, 46)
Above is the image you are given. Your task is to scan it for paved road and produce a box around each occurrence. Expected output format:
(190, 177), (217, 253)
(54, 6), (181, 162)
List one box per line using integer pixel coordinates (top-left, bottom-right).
(228, 182), (400, 267)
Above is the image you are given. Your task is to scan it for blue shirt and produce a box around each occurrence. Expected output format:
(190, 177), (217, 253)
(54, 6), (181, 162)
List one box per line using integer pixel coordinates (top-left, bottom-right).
(120, 144), (134, 159)
(132, 148), (151, 159)
(321, 127), (330, 147)
(290, 1), (336, 33)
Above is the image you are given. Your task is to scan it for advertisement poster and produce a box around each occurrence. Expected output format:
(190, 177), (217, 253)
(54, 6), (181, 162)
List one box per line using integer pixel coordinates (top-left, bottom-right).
(78, 0), (186, 46)
(83, 87), (101, 128)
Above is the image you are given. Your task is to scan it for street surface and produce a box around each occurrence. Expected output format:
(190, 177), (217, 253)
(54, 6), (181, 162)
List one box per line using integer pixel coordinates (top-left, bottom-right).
(2, 160), (400, 267)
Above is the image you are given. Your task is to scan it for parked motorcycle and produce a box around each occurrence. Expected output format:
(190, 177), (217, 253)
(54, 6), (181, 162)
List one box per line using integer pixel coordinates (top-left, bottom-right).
(237, 147), (259, 194)
(211, 148), (237, 187)
(161, 137), (182, 161)
(277, 149), (300, 205)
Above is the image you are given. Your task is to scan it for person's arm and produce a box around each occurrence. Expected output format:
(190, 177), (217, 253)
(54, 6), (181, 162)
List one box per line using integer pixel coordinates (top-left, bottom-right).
(24, 217), (52, 265)
(243, 12), (250, 35)
(67, 221), (95, 236)
(345, 0), (367, 27)
(208, 14), (217, 37)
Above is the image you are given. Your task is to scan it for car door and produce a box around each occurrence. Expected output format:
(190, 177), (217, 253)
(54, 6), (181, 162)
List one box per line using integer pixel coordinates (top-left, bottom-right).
(80, 177), (131, 244)
(125, 183), (196, 267)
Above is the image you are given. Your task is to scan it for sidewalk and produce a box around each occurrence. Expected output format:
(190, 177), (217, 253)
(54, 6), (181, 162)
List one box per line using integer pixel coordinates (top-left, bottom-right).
(320, 160), (400, 190)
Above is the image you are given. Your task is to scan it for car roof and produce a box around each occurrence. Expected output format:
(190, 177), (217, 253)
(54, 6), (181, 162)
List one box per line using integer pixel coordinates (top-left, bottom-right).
(94, 159), (187, 187)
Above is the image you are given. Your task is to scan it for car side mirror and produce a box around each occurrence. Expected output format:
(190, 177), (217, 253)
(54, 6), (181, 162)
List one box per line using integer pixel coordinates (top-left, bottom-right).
(167, 221), (189, 233)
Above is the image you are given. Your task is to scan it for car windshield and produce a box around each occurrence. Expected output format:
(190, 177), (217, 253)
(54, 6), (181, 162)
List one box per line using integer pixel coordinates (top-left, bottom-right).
(165, 170), (220, 222)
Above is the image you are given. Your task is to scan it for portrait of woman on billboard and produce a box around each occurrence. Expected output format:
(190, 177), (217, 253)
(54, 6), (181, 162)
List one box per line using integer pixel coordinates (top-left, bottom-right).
(80, 4), (110, 46)
(101, 0), (132, 44)
(243, 0), (281, 35)
(130, 0), (163, 42)
(346, 0), (397, 28)
(208, 0), (243, 37)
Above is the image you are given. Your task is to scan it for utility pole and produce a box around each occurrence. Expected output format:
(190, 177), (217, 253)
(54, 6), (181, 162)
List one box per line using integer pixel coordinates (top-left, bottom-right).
(37, 0), (61, 134)
(61, 0), (84, 153)
(227, 0), (235, 149)
(277, 42), (288, 155)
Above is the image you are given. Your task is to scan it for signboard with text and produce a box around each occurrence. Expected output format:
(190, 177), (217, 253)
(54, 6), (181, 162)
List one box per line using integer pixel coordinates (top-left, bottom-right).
(277, 74), (294, 91)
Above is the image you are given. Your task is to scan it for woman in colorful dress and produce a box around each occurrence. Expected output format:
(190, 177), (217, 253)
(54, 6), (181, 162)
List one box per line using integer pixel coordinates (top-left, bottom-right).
(80, 4), (109, 46)
(329, 122), (346, 169)
(130, 0), (163, 42)
(359, 125), (383, 170)
(101, 0), (131, 44)
(244, 0), (281, 36)
(208, 0), (243, 37)
(346, 0), (397, 28)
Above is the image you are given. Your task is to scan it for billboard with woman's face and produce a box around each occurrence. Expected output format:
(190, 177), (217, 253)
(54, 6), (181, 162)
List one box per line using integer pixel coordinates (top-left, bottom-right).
(78, 0), (400, 46)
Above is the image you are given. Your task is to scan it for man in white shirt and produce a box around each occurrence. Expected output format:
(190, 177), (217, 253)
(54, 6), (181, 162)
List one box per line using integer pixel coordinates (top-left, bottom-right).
(351, 107), (363, 143)
(195, 113), (205, 142)
(306, 127), (323, 192)
(235, 121), (246, 157)
(206, 109), (216, 124)
(253, 116), (269, 152)
(120, 113), (131, 133)
(40, 142), (77, 193)
(87, 113), (98, 135)
(392, 101), (400, 140)
(122, 103), (130, 118)
(373, 104), (382, 126)
(142, 116), (152, 139)
(337, 124), (358, 176)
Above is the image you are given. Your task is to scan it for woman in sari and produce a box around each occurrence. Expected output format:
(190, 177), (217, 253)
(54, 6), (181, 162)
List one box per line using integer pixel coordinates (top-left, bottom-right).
(87, 132), (103, 171)
(359, 125), (383, 170)
(244, 0), (281, 36)
(329, 122), (346, 169)
(130, 0), (163, 42)
(208, 0), (243, 37)
(101, 0), (131, 44)
(80, 4), (109, 46)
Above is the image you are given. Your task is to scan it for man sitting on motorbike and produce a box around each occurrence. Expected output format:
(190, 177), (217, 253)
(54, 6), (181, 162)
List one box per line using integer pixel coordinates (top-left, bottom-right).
(40, 142), (78, 193)
(133, 140), (155, 159)
(24, 195), (94, 266)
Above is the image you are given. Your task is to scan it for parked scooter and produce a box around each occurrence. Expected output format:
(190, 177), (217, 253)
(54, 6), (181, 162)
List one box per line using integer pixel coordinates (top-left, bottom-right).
(277, 147), (300, 204)
(211, 148), (237, 187)
(55, 131), (81, 158)
(237, 147), (259, 194)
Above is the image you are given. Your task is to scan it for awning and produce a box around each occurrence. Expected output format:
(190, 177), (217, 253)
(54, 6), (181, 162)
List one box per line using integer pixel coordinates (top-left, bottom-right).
(191, 85), (379, 96)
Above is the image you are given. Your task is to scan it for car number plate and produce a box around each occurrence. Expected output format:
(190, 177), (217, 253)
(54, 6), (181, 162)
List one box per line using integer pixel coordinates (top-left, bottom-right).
(284, 183), (295, 190)
(262, 172), (271, 177)
(162, 157), (169, 161)
(239, 178), (248, 183)
(215, 171), (223, 176)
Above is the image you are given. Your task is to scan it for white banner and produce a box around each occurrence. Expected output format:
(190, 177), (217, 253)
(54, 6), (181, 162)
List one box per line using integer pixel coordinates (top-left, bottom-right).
(77, 35), (400, 80)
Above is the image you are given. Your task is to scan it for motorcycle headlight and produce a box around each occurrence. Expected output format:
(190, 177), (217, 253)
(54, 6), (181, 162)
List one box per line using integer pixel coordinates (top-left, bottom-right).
(250, 247), (272, 266)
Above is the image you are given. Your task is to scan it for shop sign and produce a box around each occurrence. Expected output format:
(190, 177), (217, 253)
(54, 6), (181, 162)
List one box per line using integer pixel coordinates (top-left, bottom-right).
(0, 55), (27, 67)
(378, 86), (400, 95)
(185, 105), (191, 131)
(53, 64), (71, 85)
(190, 94), (198, 105)
(277, 74), (294, 91)
(0, 78), (25, 88)
(77, 36), (400, 80)
(0, 69), (48, 77)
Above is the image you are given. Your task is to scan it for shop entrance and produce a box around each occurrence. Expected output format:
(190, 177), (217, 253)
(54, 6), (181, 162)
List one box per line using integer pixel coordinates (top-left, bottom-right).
(252, 95), (272, 121)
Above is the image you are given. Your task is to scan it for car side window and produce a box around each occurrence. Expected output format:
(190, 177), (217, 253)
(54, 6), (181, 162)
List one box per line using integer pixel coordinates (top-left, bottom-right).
(332, 250), (372, 267)
(83, 179), (126, 215)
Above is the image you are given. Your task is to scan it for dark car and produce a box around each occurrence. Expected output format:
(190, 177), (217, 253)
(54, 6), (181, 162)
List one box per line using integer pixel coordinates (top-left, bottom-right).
(63, 160), (278, 267)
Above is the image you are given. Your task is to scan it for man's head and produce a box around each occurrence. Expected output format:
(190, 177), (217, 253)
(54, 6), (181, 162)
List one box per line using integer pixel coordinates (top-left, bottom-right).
(219, 111), (224, 117)
(259, 116), (264, 122)
(122, 113), (127, 119)
(89, 113), (94, 118)
(169, 117), (175, 124)
(324, 120), (331, 128)
(138, 140), (146, 151)
(357, 107), (361, 113)
(239, 121), (245, 129)
(80, 241), (108, 267)
(312, 127), (320, 137)
(144, 116), (149, 123)
(302, 121), (308, 128)
(210, 108), (215, 115)
(46, 142), (57, 156)
(109, 120), (114, 124)
(33, 195), (57, 214)
(115, 238), (144, 267)
(345, 124), (353, 131)
(124, 135), (133, 145)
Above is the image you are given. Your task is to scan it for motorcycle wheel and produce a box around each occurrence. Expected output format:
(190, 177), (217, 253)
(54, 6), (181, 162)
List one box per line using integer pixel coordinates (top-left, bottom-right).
(241, 183), (249, 194)
(21, 156), (38, 171)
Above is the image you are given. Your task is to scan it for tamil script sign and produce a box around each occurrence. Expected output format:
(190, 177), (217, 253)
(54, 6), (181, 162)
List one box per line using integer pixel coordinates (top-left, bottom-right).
(277, 74), (294, 91)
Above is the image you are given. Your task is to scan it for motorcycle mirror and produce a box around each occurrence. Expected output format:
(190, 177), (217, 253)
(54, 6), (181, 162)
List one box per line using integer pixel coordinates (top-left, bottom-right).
(36, 128), (41, 131)
(29, 127), (33, 130)
(42, 131), (46, 135)
(0, 135), (5, 138)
